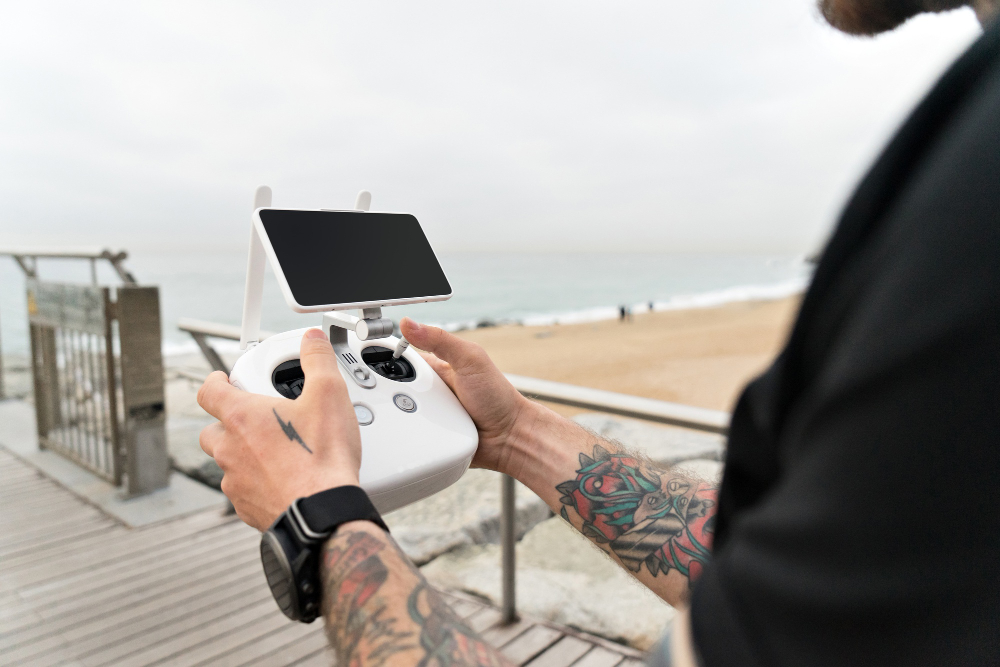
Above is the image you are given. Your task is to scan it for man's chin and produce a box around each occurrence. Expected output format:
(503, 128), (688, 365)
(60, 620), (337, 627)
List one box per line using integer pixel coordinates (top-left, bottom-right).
(819, 0), (967, 35)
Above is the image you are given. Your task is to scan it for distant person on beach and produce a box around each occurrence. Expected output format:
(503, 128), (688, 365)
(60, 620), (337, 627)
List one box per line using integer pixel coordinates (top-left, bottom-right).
(197, 0), (1000, 664)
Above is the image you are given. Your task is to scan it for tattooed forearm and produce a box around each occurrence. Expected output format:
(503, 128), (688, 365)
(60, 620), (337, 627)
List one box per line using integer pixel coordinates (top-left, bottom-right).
(272, 408), (313, 453)
(556, 445), (717, 586)
(322, 525), (513, 667)
(323, 531), (413, 666)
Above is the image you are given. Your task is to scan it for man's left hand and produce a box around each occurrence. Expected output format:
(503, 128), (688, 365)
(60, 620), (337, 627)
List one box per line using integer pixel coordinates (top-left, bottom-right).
(197, 328), (362, 531)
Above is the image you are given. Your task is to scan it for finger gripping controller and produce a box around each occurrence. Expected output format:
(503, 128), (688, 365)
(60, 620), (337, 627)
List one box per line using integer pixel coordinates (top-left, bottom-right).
(229, 327), (478, 514)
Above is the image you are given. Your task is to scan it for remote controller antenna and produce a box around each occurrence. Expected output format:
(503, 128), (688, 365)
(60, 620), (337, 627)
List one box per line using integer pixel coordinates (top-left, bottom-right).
(355, 190), (371, 212)
(240, 185), (272, 350)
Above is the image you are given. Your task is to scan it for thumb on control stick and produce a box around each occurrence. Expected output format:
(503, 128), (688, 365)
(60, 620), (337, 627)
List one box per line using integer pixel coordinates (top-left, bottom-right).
(298, 328), (348, 400)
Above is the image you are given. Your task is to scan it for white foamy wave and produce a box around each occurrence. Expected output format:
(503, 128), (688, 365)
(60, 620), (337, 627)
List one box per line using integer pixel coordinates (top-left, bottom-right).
(496, 277), (808, 329)
(651, 276), (809, 312)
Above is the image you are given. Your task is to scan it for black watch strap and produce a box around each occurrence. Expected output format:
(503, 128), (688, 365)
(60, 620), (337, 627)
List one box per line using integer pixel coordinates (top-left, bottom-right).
(296, 485), (389, 537)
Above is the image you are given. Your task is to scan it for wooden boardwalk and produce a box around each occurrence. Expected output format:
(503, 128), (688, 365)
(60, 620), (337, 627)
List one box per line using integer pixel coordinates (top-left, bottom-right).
(0, 447), (644, 667)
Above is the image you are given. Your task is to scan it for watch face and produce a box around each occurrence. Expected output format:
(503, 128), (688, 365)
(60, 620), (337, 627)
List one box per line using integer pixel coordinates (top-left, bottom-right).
(260, 531), (300, 621)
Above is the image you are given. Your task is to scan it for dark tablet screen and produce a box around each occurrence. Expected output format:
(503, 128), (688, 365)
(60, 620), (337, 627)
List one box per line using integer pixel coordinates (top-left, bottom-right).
(259, 210), (451, 307)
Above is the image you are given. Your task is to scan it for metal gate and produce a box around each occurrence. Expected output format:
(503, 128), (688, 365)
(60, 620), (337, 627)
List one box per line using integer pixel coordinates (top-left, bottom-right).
(25, 277), (169, 496)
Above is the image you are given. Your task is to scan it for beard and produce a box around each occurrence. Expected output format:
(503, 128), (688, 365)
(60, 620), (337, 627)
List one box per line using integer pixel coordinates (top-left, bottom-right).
(818, 0), (968, 35)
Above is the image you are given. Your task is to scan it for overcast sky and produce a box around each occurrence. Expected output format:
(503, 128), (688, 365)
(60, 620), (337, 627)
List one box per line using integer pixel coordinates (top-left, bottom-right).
(0, 1), (982, 255)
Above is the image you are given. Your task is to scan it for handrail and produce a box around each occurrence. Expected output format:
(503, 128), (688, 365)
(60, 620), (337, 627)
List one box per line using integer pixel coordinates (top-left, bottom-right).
(178, 318), (275, 342)
(0, 247), (137, 285)
(177, 318), (275, 375)
(505, 374), (729, 435)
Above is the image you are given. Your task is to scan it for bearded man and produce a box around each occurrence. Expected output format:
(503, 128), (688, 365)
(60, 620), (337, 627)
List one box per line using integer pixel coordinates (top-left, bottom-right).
(198, 1), (1000, 664)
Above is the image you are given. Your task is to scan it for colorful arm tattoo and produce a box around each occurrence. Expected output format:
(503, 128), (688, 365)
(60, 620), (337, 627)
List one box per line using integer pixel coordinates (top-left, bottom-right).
(322, 528), (513, 667)
(556, 445), (717, 584)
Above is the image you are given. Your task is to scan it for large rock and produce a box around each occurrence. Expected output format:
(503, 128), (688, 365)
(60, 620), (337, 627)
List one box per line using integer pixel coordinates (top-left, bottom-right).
(573, 413), (725, 465)
(422, 516), (675, 650)
(385, 468), (551, 564)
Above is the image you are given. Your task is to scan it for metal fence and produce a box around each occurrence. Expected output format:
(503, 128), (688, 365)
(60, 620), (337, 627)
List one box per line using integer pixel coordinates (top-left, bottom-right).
(28, 280), (121, 482)
(3, 249), (169, 497)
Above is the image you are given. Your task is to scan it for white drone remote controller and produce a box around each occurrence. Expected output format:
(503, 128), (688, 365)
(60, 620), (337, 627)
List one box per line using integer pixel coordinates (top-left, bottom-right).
(228, 186), (478, 514)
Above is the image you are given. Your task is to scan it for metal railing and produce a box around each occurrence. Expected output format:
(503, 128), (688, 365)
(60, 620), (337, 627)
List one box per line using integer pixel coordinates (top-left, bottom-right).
(27, 280), (121, 482)
(2, 249), (169, 496)
(177, 318), (730, 623)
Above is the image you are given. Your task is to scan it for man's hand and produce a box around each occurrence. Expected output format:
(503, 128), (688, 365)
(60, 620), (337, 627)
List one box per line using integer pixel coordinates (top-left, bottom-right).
(197, 328), (362, 530)
(401, 317), (716, 608)
(399, 317), (538, 476)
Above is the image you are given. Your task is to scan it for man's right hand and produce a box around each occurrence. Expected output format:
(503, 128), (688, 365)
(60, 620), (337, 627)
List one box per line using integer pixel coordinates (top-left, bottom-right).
(401, 317), (715, 609)
(399, 317), (540, 476)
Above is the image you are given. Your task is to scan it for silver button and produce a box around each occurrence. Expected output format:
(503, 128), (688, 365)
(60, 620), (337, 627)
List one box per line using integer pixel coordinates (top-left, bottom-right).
(393, 394), (416, 413)
(353, 404), (374, 425)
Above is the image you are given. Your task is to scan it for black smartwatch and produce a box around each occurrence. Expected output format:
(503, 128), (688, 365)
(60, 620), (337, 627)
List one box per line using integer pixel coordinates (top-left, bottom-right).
(260, 485), (389, 623)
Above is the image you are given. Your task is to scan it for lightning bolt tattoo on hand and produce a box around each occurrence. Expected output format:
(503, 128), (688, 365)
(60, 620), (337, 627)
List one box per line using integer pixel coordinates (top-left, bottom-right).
(273, 408), (313, 454)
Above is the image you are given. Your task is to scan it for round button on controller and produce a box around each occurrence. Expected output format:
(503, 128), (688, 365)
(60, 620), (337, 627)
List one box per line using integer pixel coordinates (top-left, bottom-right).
(393, 394), (417, 413)
(353, 404), (374, 426)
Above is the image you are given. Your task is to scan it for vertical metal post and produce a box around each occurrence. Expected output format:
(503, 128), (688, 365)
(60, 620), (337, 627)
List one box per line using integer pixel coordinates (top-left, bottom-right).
(103, 291), (123, 486)
(500, 473), (518, 623)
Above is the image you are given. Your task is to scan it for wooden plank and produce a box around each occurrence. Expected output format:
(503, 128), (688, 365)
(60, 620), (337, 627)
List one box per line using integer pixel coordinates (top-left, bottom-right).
(616, 659), (646, 667)
(0, 520), (117, 560)
(23, 531), (257, 621)
(243, 627), (330, 667)
(98, 598), (279, 667)
(0, 502), (105, 530)
(0, 510), (233, 582)
(72, 582), (274, 664)
(0, 565), (267, 665)
(0, 554), (262, 645)
(15, 521), (250, 607)
(290, 647), (336, 667)
(502, 625), (564, 665)
(0, 478), (55, 497)
(482, 617), (533, 648)
(526, 636), (592, 667)
(572, 646), (630, 667)
(446, 597), (484, 620)
(0, 492), (93, 517)
(0, 514), (112, 551)
(191, 620), (319, 667)
(467, 607), (505, 634)
(38, 546), (261, 626)
(161, 610), (304, 667)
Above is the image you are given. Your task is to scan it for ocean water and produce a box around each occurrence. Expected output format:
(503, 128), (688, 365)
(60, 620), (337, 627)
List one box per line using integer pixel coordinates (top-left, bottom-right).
(0, 250), (812, 360)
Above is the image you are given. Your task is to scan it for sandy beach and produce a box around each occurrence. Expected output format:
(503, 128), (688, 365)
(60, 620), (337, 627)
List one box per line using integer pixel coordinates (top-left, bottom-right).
(450, 296), (802, 413)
